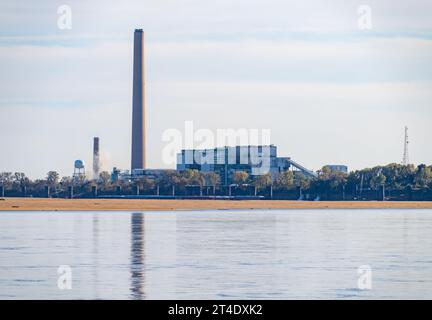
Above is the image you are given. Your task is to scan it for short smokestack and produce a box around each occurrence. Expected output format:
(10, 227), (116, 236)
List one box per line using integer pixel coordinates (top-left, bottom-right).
(93, 137), (100, 179)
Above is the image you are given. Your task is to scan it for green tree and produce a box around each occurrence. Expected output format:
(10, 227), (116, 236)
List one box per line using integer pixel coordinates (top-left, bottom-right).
(60, 176), (73, 187)
(156, 170), (183, 195)
(0, 172), (13, 189)
(370, 172), (386, 189)
(294, 172), (311, 190)
(13, 172), (30, 187)
(204, 172), (220, 194)
(156, 170), (178, 188)
(414, 164), (432, 188)
(232, 171), (249, 185)
(275, 171), (294, 190)
(183, 169), (205, 186)
(252, 173), (272, 192)
(46, 171), (60, 187)
(135, 176), (154, 192)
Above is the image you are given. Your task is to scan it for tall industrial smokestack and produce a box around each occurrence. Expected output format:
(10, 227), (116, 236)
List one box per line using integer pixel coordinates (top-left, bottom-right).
(131, 29), (146, 171)
(93, 137), (100, 179)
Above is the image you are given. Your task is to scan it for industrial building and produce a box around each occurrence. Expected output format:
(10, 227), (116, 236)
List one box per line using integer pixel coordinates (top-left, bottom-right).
(177, 145), (317, 184)
(112, 167), (174, 182)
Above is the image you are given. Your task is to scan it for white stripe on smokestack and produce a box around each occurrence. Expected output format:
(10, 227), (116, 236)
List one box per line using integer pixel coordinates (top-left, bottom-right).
(131, 29), (146, 171)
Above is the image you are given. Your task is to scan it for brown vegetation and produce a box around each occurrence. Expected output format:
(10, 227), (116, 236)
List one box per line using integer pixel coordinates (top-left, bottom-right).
(1, 197), (432, 211)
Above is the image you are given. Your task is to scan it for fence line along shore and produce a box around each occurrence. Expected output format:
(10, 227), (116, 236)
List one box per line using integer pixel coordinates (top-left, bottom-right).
(1, 198), (432, 211)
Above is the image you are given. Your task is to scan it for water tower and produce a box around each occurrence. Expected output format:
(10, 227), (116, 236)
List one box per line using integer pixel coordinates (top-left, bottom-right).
(73, 160), (86, 179)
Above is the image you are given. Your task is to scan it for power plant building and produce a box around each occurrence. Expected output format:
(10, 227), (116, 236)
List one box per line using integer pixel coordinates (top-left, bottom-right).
(177, 145), (316, 184)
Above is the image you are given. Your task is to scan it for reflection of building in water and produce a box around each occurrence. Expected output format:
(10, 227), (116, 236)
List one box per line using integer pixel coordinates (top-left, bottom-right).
(130, 212), (146, 299)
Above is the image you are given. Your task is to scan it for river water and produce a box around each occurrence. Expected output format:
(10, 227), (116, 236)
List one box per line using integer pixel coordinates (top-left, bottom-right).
(0, 209), (431, 299)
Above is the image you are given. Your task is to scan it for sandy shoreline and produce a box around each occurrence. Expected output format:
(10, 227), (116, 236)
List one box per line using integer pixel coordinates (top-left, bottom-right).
(1, 197), (432, 211)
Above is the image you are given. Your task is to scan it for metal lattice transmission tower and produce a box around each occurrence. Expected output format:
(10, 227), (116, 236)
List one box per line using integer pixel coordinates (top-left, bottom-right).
(402, 126), (409, 165)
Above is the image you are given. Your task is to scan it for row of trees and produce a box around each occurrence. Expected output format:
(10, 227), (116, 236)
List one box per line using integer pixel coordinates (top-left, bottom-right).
(1, 163), (432, 199)
(0, 169), (299, 195)
(315, 163), (432, 194)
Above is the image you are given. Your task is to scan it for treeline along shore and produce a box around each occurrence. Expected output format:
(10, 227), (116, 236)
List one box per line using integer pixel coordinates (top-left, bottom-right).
(1, 163), (432, 202)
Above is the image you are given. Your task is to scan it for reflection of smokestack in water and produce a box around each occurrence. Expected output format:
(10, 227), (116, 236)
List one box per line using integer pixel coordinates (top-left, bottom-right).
(93, 137), (100, 179)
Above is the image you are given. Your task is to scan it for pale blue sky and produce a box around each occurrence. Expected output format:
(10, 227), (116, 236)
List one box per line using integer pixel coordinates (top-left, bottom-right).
(0, 0), (431, 178)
